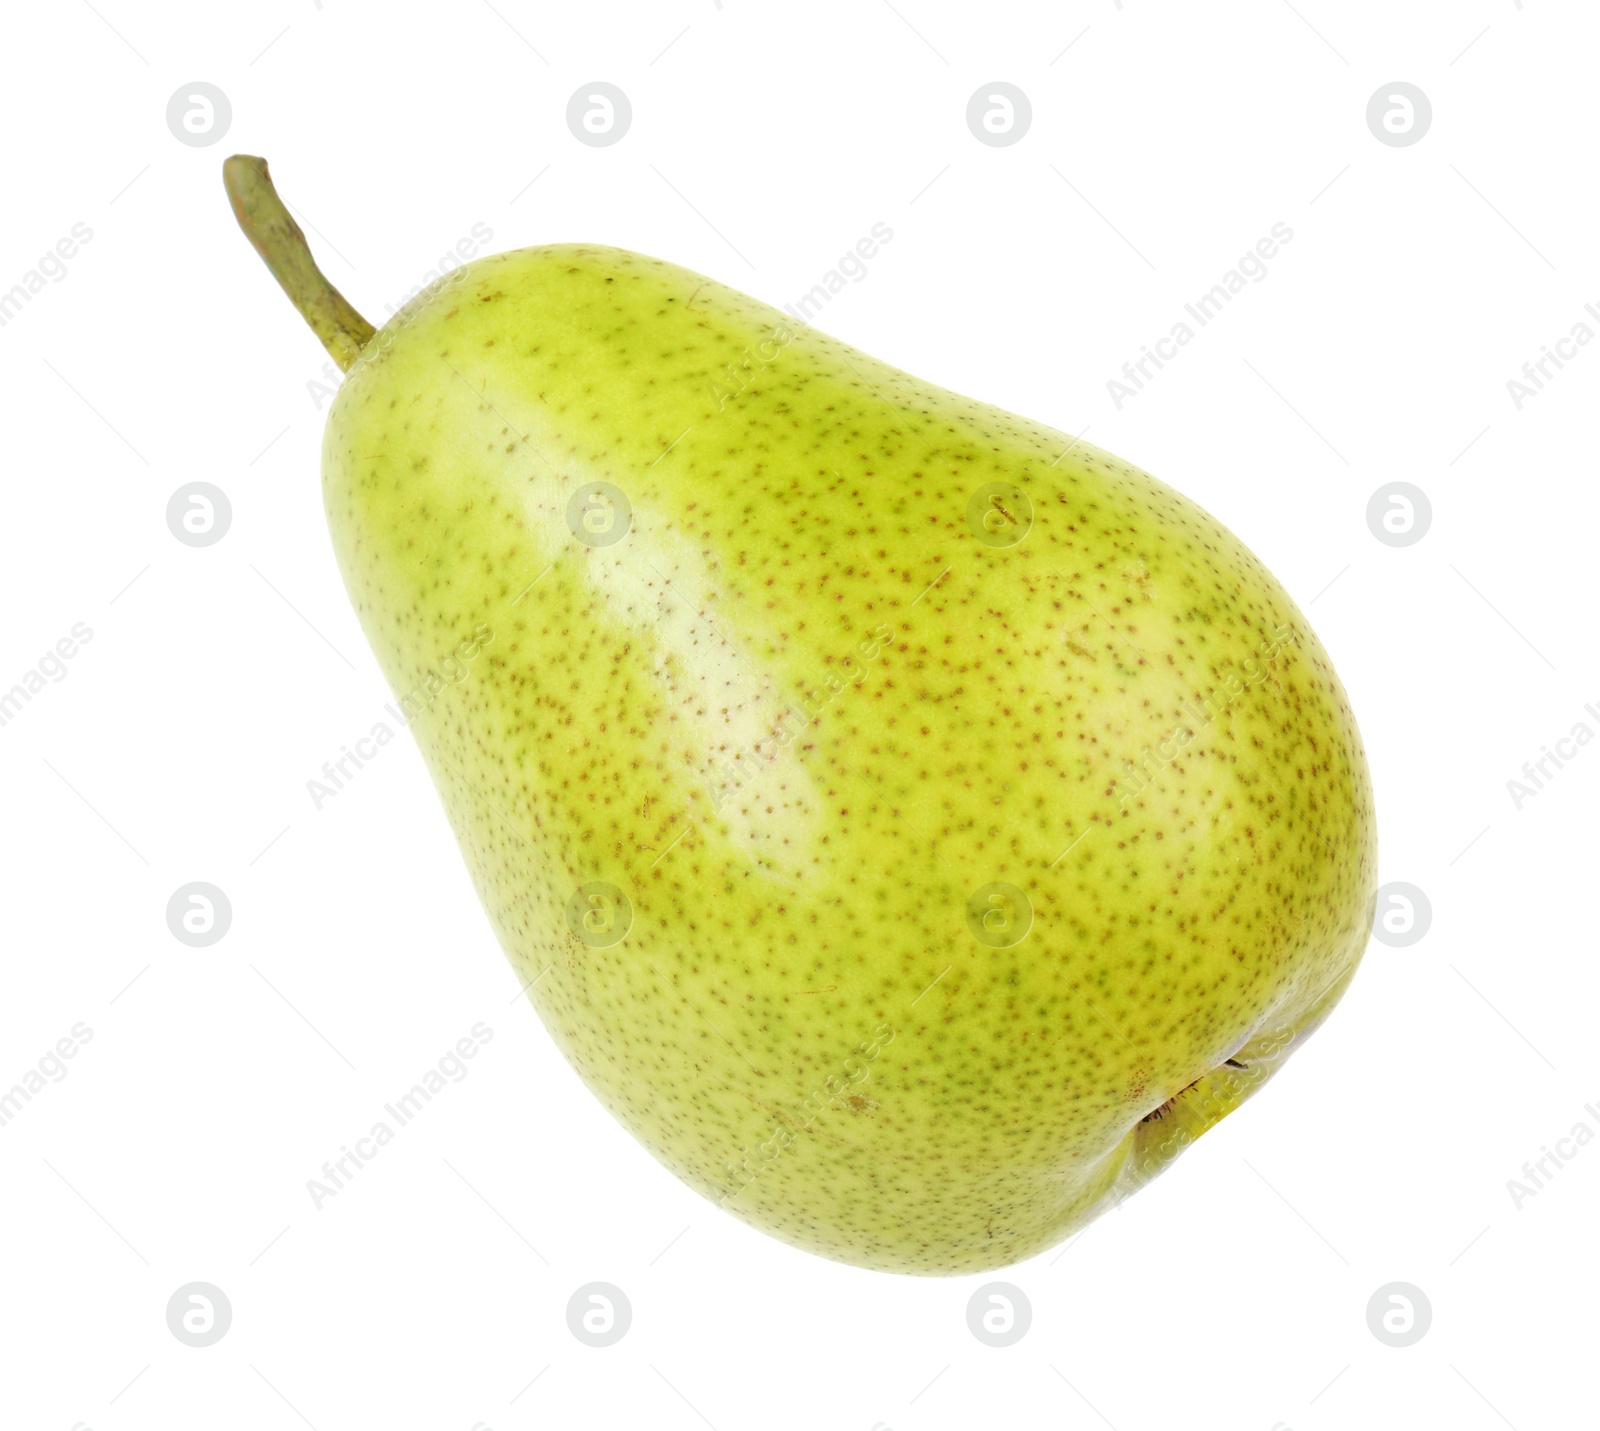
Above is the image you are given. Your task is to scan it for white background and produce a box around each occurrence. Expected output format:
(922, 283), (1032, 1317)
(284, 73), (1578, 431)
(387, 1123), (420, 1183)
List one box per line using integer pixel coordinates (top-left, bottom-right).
(1, 2), (1594, 1428)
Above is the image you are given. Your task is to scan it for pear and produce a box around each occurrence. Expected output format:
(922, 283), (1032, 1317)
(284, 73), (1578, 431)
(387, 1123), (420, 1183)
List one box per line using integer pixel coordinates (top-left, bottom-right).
(226, 156), (1376, 1275)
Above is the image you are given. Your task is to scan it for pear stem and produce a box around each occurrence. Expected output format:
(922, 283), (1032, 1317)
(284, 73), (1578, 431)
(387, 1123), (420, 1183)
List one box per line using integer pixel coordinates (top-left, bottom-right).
(222, 154), (375, 372)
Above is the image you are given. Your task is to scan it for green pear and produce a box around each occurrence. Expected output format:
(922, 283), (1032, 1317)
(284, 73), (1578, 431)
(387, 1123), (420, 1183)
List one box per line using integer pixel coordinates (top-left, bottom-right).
(226, 156), (1376, 1275)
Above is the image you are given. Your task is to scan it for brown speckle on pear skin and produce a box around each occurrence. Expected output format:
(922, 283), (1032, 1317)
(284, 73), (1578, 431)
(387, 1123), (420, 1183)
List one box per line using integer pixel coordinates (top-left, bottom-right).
(321, 245), (1377, 1276)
